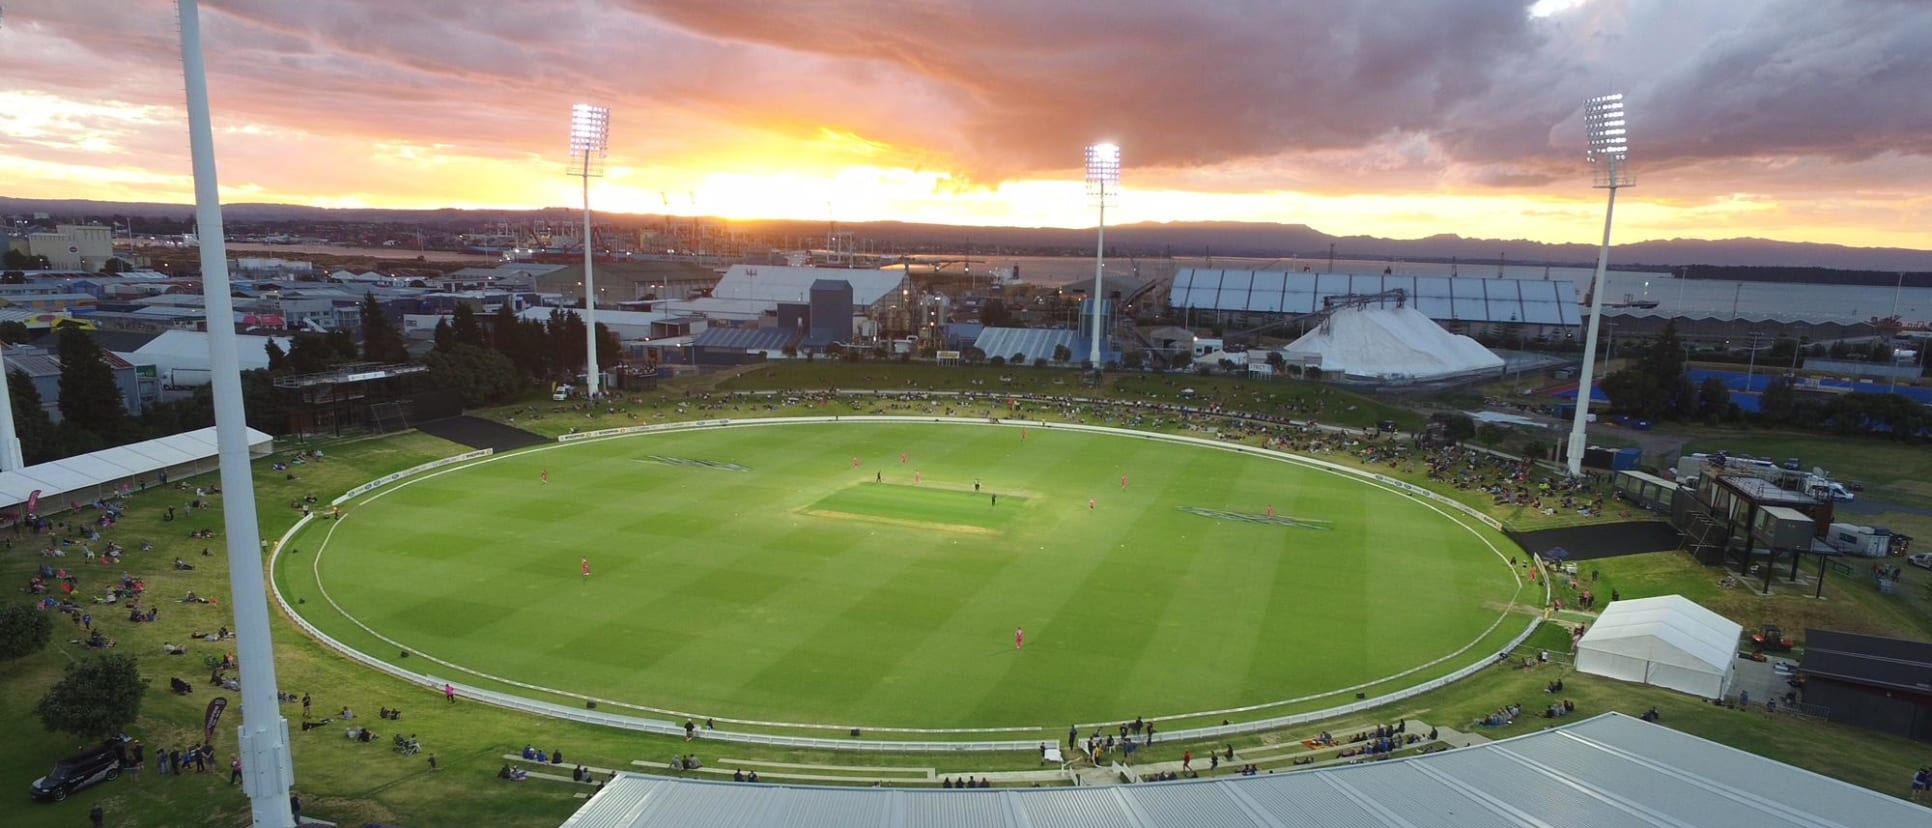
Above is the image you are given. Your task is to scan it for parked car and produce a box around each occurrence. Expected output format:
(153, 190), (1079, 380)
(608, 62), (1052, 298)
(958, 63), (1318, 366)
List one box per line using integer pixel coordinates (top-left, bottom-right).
(29, 741), (122, 802)
(1908, 553), (1932, 571)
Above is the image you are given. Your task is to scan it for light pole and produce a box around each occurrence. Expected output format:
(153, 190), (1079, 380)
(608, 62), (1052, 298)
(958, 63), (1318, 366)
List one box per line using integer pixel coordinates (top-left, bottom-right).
(176, 2), (295, 825)
(1567, 93), (1633, 477)
(0, 343), (23, 471)
(1086, 143), (1120, 369)
(569, 103), (609, 396)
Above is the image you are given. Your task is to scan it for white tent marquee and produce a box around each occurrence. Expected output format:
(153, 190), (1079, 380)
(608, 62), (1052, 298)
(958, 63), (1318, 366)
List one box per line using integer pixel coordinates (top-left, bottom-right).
(1576, 594), (1742, 699)
(0, 426), (274, 513)
(1280, 304), (1503, 382)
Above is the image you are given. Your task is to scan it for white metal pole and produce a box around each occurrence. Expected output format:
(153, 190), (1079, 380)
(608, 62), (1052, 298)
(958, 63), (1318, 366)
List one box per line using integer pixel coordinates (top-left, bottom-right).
(177, 2), (295, 825)
(582, 163), (600, 397)
(1566, 161), (1619, 477)
(0, 343), (24, 471)
(1090, 185), (1105, 367)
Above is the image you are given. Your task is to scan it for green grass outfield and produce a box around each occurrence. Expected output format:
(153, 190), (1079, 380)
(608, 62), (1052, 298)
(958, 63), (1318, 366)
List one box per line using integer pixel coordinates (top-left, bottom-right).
(289, 420), (1523, 730)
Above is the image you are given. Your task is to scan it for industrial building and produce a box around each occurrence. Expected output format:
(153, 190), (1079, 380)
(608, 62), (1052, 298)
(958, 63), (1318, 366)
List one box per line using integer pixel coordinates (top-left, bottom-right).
(1798, 629), (1932, 742)
(24, 223), (115, 271)
(1170, 269), (1582, 341)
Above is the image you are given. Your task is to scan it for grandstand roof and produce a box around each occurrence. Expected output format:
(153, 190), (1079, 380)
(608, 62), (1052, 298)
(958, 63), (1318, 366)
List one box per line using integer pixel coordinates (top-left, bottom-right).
(713, 265), (906, 307)
(561, 713), (1925, 828)
(1171, 270), (1582, 326)
(0, 426), (274, 509)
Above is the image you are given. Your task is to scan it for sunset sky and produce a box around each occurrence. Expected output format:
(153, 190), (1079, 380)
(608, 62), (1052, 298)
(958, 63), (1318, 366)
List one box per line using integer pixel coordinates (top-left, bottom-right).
(2, 0), (1928, 248)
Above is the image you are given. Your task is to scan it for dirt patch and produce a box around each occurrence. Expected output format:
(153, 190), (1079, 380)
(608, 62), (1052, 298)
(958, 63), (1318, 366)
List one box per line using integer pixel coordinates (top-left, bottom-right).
(796, 509), (1002, 536)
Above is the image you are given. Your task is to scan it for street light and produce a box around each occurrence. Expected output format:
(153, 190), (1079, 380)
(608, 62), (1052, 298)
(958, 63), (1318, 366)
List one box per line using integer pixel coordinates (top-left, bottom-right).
(1566, 93), (1634, 477)
(1086, 142), (1120, 369)
(569, 103), (609, 396)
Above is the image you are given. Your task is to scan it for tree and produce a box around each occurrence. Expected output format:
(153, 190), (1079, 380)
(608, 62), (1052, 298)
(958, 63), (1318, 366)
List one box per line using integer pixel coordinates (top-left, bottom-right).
(978, 299), (1012, 327)
(594, 322), (622, 370)
(1170, 350), (1193, 369)
(1052, 343), (1073, 364)
(1759, 376), (1799, 424)
(452, 303), (485, 349)
(7, 367), (60, 463)
(424, 344), (523, 406)
(56, 327), (130, 443)
(285, 332), (353, 374)
(1121, 351), (1145, 370)
(35, 654), (147, 739)
(1696, 377), (1732, 421)
(988, 355), (1006, 366)
(239, 369), (288, 434)
(359, 293), (410, 364)
(961, 346), (986, 364)
(1476, 423), (1510, 446)
(263, 338), (287, 371)
(1033, 357), (1049, 368)
(1010, 351), (1027, 365)
(1265, 351), (1286, 373)
(1436, 412), (1477, 444)
(0, 270), (24, 284)
(0, 602), (54, 660)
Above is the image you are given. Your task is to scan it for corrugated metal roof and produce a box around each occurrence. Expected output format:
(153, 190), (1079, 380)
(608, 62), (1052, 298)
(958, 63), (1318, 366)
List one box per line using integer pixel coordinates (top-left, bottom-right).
(714, 265), (905, 307)
(1799, 630), (1932, 694)
(560, 714), (1930, 828)
(1171, 270), (1581, 326)
(691, 326), (797, 351)
(972, 328), (1082, 364)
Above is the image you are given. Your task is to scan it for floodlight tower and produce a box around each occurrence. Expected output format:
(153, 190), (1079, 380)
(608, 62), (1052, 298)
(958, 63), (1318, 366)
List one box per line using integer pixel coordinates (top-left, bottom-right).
(569, 103), (609, 397)
(1085, 143), (1120, 368)
(1566, 93), (1634, 476)
(0, 345), (22, 471)
(177, 1), (295, 825)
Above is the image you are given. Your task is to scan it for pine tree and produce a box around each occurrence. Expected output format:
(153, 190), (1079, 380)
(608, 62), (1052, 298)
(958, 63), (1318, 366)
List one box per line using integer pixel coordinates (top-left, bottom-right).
(55, 327), (130, 443)
(452, 303), (485, 349)
(360, 293), (410, 364)
(6, 367), (59, 463)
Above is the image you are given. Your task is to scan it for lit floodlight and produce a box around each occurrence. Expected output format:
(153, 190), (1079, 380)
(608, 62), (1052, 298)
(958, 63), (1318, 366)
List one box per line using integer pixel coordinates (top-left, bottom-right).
(570, 103), (610, 175)
(567, 104), (611, 395)
(1566, 93), (1636, 476)
(1584, 93), (1627, 161)
(1085, 143), (1120, 367)
(1086, 143), (1121, 195)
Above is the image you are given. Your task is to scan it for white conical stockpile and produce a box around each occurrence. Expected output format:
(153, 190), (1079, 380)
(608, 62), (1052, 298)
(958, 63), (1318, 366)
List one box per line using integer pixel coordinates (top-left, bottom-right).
(1282, 305), (1503, 381)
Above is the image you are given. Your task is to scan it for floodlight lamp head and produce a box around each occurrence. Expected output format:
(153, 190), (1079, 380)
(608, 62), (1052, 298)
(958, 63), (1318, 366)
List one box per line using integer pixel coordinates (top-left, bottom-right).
(1085, 143), (1120, 201)
(1584, 93), (1628, 162)
(569, 104), (610, 177)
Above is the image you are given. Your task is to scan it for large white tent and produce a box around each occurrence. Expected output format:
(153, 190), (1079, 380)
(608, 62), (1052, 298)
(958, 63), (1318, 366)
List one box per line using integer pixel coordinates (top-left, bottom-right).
(1280, 304), (1503, 382)
(0, 426), (274, 513)
(1576, 594), (1742, 699)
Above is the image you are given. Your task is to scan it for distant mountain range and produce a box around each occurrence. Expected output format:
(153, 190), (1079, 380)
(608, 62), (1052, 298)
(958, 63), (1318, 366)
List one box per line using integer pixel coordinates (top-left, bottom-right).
(8, 196), (1932, 272)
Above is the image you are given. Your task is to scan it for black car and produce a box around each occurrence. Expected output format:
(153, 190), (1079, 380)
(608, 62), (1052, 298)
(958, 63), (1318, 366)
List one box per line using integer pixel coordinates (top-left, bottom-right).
(29, 742), (122, 802)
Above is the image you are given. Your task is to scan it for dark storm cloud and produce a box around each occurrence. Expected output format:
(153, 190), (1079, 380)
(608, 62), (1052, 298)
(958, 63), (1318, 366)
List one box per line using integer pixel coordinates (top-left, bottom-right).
(4, 0), (1927, 195)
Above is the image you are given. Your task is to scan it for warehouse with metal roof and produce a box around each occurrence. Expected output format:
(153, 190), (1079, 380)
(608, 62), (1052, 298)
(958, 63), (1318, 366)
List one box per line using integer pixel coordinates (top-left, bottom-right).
(558, 712), (1926, 828)
(1171, 270), (1582, 327)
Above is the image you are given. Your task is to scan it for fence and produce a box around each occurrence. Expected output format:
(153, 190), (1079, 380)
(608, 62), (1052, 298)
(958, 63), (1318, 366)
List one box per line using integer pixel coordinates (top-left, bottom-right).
(275, 416), (1543, 752)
